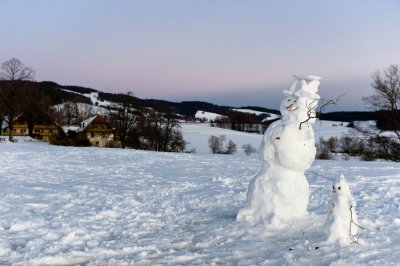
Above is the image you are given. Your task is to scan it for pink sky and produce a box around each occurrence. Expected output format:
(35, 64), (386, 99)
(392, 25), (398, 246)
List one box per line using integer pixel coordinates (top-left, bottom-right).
(1, 0), (399, 110)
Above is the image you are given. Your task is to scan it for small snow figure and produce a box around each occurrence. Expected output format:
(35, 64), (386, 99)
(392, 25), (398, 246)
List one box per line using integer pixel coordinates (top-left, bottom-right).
(324, 174), (359, 245)
(237, 75), (321, 226)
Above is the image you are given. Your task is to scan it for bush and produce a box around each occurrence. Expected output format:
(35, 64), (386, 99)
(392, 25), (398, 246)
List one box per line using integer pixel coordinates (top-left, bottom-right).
(316, 137), (336, 160)
(242, 144), (257, 156)
(316, 132), (400, 161)
(347, 121), (355, 128)
(338, 135), (365, 156)
(224, 139), (237, 154)
(208, 135), (237, 154)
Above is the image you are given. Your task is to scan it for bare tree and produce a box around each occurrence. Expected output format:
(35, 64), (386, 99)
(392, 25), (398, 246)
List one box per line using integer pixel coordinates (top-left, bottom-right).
(208, 135), (221, 154)
(21, 85), (52, 137)
(364, 65), (400, 112)
(0, 58), (35, 142)
(0, 101), (4, 135)
(50, 104), (66, 126)
(135, 109), (185, 152)
(0, 58), (35, 81)
(360, 65), (400, 161)
(108, 91), (138, 148)
(208, 135), (237, 154)
(78, 103), (95, 122)
(225, 139), (237, 154)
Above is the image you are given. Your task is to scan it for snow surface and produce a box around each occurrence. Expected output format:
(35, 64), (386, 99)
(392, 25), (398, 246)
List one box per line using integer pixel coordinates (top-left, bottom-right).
(0, 135), (400, 264)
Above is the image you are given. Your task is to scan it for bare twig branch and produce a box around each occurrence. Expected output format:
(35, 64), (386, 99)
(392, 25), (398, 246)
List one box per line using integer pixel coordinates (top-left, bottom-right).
(349, 205), (366, 245)
(299, 94), (345, 130)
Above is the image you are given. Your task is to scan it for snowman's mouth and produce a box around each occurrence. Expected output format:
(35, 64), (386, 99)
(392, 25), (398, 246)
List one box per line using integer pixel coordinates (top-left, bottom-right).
(286, 104), (298, 111)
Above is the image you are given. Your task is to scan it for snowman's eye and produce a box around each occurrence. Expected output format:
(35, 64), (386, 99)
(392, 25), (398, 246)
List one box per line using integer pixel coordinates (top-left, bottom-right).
(288, 99), (291, 102)
(338, 187), (341, 190)
(332, 186), (335, 190)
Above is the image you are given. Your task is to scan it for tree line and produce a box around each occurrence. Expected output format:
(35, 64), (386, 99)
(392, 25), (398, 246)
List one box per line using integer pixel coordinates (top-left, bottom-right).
(211, 111), (275, 134)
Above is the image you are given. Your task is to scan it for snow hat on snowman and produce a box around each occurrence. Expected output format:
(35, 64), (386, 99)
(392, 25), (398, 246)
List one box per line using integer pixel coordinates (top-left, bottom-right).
(283, 75), (321, 100)
(332, 174), (352, 196)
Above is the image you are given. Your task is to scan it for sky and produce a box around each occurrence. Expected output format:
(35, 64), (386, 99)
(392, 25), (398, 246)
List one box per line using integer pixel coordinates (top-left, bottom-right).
(0, 0), (399, 111)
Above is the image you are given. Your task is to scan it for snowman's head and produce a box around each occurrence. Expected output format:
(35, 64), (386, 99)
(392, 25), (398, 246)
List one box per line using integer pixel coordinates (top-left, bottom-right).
(332, 174), (351, 196)
(280, 93), (301, 121)
(280, 75), (321, 124)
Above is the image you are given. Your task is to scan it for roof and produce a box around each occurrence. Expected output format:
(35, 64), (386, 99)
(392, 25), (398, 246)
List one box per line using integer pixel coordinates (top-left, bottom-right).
(76, 115), (99, 133)
(62, 125), (80, 134)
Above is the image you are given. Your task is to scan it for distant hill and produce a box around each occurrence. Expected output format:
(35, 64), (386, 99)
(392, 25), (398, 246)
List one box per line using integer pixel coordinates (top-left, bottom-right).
(30, 81), (375, 122)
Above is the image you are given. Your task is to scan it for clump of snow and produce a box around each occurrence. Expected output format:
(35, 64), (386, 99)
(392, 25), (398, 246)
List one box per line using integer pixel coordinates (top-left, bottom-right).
(324, 174), (359, 245)
(237, 75), (321, 226)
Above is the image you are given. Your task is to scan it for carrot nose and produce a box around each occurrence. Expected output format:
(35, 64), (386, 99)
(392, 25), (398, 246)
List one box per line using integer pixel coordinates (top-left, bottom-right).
(286, 103), (294, 109)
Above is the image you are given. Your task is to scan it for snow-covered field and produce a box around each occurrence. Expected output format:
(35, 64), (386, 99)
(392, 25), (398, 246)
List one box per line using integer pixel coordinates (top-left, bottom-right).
(0, 123), (399, 265)
(183, 121), (350, 155)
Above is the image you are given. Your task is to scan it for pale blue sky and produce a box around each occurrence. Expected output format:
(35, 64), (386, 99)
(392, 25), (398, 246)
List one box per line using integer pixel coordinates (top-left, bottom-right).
(1, 0), (399, 110)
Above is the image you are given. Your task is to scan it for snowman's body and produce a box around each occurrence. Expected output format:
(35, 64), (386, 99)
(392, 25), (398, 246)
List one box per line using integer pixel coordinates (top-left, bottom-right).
(324, 175), (358, 245)
(237, 76), (320, 226)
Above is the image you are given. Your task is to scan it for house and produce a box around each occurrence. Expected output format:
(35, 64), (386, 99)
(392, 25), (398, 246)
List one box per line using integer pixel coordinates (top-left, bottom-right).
(77, 114), (115, 147)
(1, 113), (64, 141)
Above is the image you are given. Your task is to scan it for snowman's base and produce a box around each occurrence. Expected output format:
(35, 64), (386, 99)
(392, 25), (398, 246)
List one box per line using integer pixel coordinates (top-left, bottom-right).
(237, 164), (309, 226)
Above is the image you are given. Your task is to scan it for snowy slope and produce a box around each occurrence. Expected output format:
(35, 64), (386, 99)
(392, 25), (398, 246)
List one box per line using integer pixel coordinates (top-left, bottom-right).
(232, 108), (280, 121)
(194, 110), (226, 121)
(195, 109), (279, 123)
(53, 102), (109, 117)
(61, 89), (113, 108)
(0, 141), (399, 265)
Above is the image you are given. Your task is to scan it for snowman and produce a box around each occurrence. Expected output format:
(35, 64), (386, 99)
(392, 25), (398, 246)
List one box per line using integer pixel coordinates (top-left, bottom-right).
(237, 75), (321, 226)
(324, 174), (359, 245)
